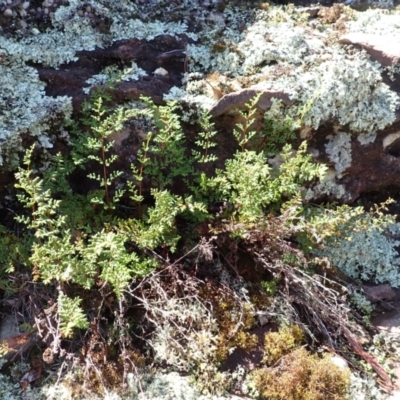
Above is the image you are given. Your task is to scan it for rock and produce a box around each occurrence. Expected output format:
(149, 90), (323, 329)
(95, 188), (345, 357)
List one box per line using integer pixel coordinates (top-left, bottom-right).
(373, 311), (400, 335)
(37, 35), (189, 112)
(363, 284), (397, 303)
(339, 33), (400, 67)
(0, 315), (20, 340)
(330, 355), (349, 370)
(298, 6), (321, 17)
(210, 88), (294, 117)
(308, 122), (400, 202)
(0, 333), (37, 371)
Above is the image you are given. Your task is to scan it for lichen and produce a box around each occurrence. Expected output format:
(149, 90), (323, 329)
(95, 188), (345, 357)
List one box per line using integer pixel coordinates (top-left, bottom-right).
(0, 58), (72, 167)
(318, 223), (400, 286)
(357, 132), (377, 145)
(185, 6), (399, 133)
(324, 131), (352, 179)
(307, 180), (348, 200)
(0, 0), (200, 168)
(345, 8), (400, 37)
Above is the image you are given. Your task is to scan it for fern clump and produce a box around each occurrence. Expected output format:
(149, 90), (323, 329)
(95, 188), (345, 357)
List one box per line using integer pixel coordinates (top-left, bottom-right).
(0, 87), (395, 398)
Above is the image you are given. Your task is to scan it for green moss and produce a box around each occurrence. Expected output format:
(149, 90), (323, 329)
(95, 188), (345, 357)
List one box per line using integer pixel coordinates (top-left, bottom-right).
(248, 347), (350, 400)
(262, 324), (305, 365)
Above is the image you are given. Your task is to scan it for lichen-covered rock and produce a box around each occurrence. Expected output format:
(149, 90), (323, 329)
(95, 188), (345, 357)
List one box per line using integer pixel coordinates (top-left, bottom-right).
(2, 0), (400, 201)
(0, 0), (197, 169)
(339, 33), (400, 67)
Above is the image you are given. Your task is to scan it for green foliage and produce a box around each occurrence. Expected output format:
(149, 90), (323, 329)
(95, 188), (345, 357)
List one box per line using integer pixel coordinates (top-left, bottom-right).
(202, 141), (326, 223)
(140, 97), (193, 190)
(261, 278), (280, 296)
(72, 88), (146, 210)
(192, 110), (218, 164)
(82, 230), (145, 297)
(121, 189), (207, 252)
(58, 292), (89, 338)
(5, 93), (340, 341)
(3, 90), (394, 398)
(233, 93), (261, 152)
(0, 225), (29, 293)
(262, 113), (297, 154)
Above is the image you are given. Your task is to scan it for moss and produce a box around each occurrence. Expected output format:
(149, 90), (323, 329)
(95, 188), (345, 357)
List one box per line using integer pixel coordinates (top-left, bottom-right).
(199, 282), (258, 363)
(248, 347), (350, 400)
(262, 324), (305, 365)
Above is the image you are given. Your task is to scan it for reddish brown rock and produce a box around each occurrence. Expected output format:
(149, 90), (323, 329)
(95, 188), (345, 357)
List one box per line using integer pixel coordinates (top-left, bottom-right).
(37, 35), (190, 112)
(210, 88), (294, 117)
(339, 33), (400, 67)
(308, 121), (400, 202)
(363, 284), (397, 303)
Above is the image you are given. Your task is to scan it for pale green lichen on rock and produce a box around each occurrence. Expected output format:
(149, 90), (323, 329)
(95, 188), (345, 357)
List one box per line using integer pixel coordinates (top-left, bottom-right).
(0, 0), (199, 169)
(319, 222), (400, 286)
(181, 5), (399, 133)
(345, 8), (400, 36)
(0, 57), (72, 166)
(325, 131), (352, 179)
(304, 168), (349, 200)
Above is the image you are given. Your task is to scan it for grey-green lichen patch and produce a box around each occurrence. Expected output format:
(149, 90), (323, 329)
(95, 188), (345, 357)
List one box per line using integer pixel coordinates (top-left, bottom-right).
(0, 368), (243, 400)
(164, 77), (217, 122)
(1, 0), (197, 69)
(357, 132), (377, 145)
(304, 168), (349, 201)
(0, 58), (72, 166)
(181, 5), (400, 133)
(348, 372), (391, 400)
(0, 0), (202, 169)
(269, 49), (399, 133)
(325, 131), (352, 178)
(345, 8), (400, 37)
(318, 222), (400, 287)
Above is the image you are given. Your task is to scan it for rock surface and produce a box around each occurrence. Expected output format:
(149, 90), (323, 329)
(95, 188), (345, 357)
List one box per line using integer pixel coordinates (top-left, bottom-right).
(339, 33), (400, 67)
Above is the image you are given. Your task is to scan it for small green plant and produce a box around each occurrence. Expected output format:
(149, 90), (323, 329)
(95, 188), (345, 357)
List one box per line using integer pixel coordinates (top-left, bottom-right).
(233, 93), (262, 152)
(261, 278), (280, 296)
(201, 141), (326, 224)
(140, 97), (193, 190)
(72, 89), (128, 209)
(58, 292), (89, 338)
(3, 89), (390, 398)
(192, 110), (218, 164)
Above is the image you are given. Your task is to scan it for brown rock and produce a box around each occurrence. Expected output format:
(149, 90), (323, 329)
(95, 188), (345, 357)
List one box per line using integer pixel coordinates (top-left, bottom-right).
(373, 311), (400, 335)
(0, 333), (38, 371)
(363, 284), (397, 303)
(339, 33), (400, 67)
(210, 88), (294, 117)
(309, 121), (400, 202)
(37, 35), (190, 112)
